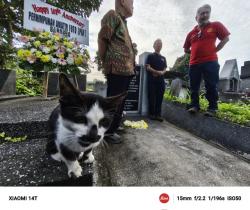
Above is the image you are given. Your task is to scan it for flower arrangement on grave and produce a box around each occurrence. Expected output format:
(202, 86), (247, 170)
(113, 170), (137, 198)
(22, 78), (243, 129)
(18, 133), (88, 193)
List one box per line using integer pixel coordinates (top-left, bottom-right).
(17, 31), (90, 97)
(17, 31), (90, 75)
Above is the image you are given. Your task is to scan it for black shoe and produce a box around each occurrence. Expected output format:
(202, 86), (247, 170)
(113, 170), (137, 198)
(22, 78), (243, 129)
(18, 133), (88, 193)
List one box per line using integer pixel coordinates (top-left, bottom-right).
(187, 107), (199, 114)
(204, 109), (217, 117)
(117, 126), (126, 134)
(155, 116), (164, 122)
(104, 133), (122, 144)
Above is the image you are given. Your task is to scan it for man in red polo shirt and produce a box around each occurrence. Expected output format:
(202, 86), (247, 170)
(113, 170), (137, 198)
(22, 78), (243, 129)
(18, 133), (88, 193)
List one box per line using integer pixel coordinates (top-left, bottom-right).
(183, 4), (230, 116)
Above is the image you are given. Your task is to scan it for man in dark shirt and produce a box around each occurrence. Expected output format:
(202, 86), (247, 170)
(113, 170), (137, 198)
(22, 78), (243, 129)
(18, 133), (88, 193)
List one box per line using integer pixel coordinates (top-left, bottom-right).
(146, 39), (167, 122)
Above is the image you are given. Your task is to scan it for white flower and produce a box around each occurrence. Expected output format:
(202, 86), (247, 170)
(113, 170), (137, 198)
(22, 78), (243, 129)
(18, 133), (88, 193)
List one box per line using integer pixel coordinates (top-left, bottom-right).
(42, 47), (50, 54)
(52, 58), (58, 64)
(66, 56), (74, 65)
(53, 45), (59, 50)
(30, 48), (37, 53)
(26, 42), (31, 47)
(66, 48), (72, 53)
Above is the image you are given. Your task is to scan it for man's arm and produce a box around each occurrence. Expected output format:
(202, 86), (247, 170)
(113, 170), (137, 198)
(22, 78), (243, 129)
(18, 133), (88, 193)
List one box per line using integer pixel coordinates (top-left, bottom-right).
(146, 64), (162, 76)
(183, 33), (191, 54)
(159, 68), (167, 76)
(97, 10), (119, 61)
(98, 38), (108, 61)
(216, 36), (229, 52)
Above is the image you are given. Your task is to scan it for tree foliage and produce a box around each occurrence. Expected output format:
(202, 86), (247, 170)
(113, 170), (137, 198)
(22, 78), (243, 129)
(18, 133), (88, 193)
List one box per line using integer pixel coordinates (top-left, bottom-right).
(47, 0), (103, 17)
(171, 54), (190, 75)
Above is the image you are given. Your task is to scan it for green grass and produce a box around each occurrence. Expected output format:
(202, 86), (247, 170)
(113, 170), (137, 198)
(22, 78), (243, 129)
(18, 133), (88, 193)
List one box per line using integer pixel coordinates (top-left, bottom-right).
(164, 90), (250, 126)
(0, 132), (27, 144)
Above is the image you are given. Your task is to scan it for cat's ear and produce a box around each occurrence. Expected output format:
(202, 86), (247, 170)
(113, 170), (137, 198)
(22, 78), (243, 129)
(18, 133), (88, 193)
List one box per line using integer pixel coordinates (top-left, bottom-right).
(105, 91), (128, 111)
(59, 73), (79, 97)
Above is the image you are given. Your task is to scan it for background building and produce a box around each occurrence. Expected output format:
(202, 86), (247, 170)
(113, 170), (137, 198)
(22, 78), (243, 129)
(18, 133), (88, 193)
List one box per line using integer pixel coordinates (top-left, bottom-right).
(219, 59), (240, 92)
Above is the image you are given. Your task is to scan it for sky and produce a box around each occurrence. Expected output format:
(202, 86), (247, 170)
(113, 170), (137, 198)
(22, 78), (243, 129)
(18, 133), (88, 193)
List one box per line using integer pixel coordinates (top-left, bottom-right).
(88, 0), (250, 81)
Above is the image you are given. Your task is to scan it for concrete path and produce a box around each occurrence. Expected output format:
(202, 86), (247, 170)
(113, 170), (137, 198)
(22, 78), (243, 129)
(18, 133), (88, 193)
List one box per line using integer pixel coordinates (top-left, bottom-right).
(96, 119), (250, 186)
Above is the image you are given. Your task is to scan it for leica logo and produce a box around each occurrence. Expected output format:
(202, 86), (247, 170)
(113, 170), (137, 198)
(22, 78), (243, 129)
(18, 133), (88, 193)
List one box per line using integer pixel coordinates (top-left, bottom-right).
(159, 193), (170, 203)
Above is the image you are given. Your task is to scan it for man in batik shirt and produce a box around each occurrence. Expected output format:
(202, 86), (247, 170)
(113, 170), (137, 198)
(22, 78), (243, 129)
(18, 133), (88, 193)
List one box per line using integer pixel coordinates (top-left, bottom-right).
(98, 0), (136, 144)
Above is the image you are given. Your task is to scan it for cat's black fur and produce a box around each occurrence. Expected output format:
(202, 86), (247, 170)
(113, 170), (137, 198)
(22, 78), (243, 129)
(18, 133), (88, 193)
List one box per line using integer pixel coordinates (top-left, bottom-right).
(46, 73), (126, 178)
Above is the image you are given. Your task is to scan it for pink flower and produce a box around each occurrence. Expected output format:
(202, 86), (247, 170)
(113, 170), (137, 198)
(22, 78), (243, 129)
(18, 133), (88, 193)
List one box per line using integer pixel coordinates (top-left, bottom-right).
(56, 47), (66, 56)
(18, 36), (30, 43)
(58, 58), (67, 66)
(27, 55), (37, 64)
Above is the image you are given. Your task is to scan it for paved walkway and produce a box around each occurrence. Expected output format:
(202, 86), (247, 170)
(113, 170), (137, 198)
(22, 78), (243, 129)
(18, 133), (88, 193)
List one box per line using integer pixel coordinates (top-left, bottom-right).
(96, 119), (250, 186)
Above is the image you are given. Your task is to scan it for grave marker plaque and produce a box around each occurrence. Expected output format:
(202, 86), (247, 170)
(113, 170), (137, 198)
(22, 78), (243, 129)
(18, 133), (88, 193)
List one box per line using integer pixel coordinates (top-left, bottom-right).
(124, 66), (142, 114)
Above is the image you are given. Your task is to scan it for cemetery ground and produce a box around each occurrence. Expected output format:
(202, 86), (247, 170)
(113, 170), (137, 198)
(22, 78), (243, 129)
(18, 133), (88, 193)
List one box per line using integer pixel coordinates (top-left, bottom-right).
(0, 97), (250, 186)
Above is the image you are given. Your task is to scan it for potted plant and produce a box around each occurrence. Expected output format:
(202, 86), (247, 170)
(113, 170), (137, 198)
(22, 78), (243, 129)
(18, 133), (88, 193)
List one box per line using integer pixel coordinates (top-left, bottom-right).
(17, 32), (90, 98)
(0, 39), (16, 96)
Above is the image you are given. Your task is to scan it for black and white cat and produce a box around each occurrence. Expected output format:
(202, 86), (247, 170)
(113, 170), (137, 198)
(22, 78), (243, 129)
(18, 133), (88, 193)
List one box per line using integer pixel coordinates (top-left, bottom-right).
(46, 73), (126, 178)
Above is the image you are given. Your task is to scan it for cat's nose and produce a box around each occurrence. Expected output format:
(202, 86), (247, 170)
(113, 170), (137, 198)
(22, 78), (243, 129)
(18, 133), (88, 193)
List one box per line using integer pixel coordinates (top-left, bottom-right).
(89, 125), (98, 137)
(88, 125), (101, 142)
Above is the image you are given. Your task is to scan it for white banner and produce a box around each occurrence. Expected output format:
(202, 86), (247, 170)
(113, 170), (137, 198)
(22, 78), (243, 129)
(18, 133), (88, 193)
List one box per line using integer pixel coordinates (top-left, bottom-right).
(23, 0), (89, 45)
(0, 187), (249, 210)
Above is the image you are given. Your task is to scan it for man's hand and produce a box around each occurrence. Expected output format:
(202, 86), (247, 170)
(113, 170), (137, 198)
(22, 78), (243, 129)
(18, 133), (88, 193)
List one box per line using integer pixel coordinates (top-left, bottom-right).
(216, 36), (229, 52)
(146, 65), (166, 77)
(160, 70), (167, 76)
(146, 64), (151, 70)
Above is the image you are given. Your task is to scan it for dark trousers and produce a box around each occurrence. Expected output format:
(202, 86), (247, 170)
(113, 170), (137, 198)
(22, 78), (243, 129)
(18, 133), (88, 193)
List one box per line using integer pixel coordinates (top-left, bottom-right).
(189, 61), (220, 110)
(148, 76), (166, 116)
(106, 74), (132, 134)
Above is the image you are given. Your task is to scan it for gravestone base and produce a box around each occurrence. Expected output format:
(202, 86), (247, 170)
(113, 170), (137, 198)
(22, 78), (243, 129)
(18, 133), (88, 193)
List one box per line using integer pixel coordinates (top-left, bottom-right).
(0, 69), (16, 95)
(46, 72), (87, 96)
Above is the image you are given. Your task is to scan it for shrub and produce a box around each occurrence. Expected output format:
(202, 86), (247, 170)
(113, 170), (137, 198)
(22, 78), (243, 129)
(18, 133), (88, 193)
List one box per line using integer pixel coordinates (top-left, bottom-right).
(164, 90), (250, 126)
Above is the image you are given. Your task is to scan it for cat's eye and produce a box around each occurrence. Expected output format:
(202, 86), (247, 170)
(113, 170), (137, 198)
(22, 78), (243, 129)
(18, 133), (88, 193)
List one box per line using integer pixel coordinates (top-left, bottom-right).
(99, 117), (110, 128)
(75, 115), (88, 124)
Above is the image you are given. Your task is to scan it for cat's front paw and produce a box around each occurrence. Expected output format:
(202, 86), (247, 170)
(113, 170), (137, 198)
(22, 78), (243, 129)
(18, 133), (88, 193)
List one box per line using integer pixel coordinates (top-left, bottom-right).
(68, 163), (83, 178)
(84, 153), (95, 164)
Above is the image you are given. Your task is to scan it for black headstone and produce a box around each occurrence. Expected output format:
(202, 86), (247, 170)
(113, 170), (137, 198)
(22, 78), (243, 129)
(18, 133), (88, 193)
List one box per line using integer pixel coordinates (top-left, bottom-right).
(244, 61), (250, 66)
(47, 72), (87, 96)
(241, 63), (250, 79)
(124, 66), (141, 113)
(0, 69), (16, 95)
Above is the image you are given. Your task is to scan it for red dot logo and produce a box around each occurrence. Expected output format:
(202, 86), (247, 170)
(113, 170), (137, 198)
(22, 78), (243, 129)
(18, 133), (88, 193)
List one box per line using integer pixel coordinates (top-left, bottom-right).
(159, 193), (170, 203)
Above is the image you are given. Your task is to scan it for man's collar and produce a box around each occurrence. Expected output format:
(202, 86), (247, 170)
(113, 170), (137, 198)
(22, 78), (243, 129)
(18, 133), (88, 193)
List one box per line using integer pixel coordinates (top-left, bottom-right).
(194, 21), (211, 30)
(197, 21), (211, 28)
(154, 52), (161, 55)
(117, 11), (127, 21)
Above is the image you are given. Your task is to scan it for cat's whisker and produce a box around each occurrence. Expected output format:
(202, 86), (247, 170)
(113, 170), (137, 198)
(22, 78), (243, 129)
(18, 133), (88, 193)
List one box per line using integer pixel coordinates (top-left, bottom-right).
(100, 139), (109, 149)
